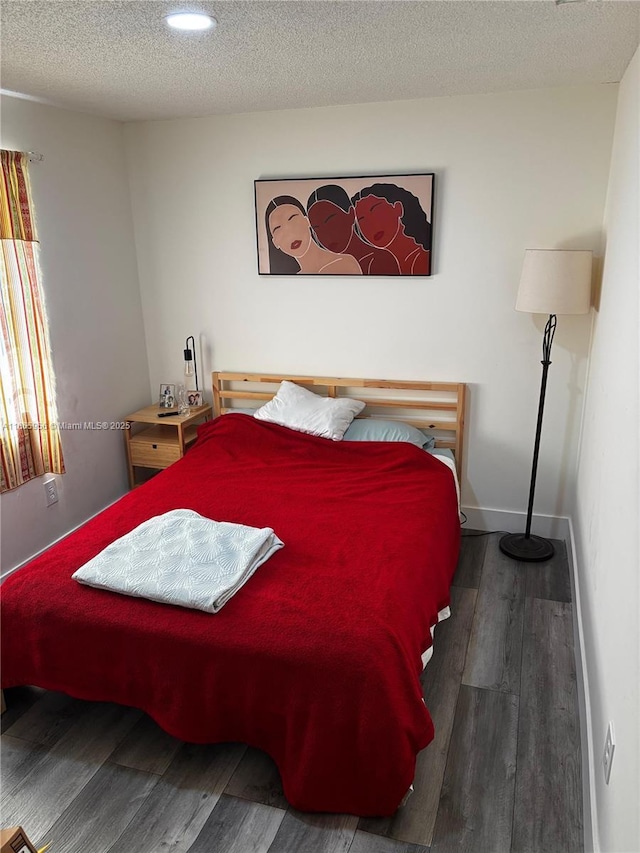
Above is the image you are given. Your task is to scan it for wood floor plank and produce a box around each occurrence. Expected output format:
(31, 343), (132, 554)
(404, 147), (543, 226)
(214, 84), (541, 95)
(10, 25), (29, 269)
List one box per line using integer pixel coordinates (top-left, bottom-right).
(359, 586), (477, 847)
(452, 532), (487, 589)
(188, 793), (285, 853)
(461, 538), (525, 694)
(37, 761), (159, 853)
(3, 689), (86, 746)
(268, 809), (358, 853)
(525, 539), (571, 603)
(512, 598), (583, 853)
(224, 745), (289, 809)
(431, 685), (519, 853)
(1, 734), (48, 794)
(0, 701), (141, 841)
(0, 686), (46, 733)
(109, 712), (183, 775)
(348, 830), (429, 853)
(107, 741), (246, 853)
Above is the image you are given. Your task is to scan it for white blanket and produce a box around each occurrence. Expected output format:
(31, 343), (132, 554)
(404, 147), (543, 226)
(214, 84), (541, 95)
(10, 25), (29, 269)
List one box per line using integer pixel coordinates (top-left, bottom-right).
(72, 509), (284, 613)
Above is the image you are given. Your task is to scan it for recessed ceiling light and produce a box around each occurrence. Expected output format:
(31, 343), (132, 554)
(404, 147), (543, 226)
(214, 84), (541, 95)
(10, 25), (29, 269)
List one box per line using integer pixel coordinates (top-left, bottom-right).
(165, 12), (217, 31)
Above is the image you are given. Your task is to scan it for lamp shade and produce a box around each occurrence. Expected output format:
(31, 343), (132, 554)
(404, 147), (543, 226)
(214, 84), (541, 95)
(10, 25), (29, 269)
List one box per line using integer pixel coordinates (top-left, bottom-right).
(516, 249), (592, 315)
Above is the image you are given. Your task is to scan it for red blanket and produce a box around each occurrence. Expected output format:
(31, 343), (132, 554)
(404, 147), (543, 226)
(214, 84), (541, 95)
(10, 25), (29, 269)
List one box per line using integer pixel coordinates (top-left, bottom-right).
(1, 414), (460, 815)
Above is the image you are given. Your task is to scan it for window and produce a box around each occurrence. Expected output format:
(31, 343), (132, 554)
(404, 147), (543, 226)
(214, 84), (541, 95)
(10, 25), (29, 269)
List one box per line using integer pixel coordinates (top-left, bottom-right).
(0, 149), (64, 492)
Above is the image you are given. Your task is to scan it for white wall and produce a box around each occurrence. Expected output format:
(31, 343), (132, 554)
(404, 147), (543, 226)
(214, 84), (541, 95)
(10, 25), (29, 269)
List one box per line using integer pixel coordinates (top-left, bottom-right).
(0, 96), (150, 573)
(571, 48), (640, 853)
(124, 84), (617, 519)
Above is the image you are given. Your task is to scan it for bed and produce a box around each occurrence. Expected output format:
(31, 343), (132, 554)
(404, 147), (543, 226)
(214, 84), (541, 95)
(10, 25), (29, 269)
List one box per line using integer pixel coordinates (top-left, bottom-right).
(0, 372), (465, 816)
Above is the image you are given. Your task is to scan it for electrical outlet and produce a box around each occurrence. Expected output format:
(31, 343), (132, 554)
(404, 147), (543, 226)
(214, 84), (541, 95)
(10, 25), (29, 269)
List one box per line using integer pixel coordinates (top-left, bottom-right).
(44, 479), (58, 506)
(603, 721), (615, 784)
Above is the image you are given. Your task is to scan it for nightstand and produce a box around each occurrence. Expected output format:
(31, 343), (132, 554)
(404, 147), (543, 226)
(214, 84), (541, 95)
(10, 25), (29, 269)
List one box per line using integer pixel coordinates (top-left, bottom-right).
(124, 404), (213, 489)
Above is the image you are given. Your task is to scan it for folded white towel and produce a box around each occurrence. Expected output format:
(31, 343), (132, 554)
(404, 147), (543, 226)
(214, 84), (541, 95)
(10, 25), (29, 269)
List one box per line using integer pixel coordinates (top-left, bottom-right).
(72, 509), (284, 613)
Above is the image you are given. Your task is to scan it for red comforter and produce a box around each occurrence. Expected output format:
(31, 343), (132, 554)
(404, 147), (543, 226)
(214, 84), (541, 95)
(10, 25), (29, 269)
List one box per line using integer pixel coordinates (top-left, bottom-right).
(1, 414), (460, 815)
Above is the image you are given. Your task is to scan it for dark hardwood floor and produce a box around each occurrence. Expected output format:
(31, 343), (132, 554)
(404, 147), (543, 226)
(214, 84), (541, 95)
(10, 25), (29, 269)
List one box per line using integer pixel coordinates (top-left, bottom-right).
(0, 533), (583, 852)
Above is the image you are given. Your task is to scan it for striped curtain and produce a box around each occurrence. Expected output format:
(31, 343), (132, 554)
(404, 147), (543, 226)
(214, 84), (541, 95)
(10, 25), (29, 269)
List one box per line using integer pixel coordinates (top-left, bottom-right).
(0, 150), (64, 492)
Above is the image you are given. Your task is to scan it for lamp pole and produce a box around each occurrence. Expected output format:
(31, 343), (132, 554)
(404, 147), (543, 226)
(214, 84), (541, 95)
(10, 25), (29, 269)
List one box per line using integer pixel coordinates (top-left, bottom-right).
(500, 314), (557, 562)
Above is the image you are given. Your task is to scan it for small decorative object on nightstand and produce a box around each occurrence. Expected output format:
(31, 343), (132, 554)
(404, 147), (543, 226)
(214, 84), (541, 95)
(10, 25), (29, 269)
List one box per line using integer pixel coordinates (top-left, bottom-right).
(177, 383), (189, 416)
(124, 403), (212, 489)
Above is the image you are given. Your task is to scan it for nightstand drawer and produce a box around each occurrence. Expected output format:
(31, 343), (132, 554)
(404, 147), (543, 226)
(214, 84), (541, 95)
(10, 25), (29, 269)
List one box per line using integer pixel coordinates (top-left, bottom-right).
(130, 427), (181, 469)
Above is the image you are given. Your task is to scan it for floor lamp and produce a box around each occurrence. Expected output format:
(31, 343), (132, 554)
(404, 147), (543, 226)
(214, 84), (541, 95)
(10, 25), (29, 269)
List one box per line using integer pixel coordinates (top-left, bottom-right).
(499, 249), (592, 562)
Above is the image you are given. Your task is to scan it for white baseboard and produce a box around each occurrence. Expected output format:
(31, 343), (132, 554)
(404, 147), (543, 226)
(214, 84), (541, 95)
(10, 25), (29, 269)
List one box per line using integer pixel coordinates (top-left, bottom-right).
(566, 517), (598, 853)
(460, 505), (570, 541)
(462, 505), (597, 853)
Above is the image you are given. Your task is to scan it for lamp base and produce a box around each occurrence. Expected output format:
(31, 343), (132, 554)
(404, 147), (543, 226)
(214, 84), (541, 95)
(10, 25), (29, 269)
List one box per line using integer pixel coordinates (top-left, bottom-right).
(499, 533), (554, 563)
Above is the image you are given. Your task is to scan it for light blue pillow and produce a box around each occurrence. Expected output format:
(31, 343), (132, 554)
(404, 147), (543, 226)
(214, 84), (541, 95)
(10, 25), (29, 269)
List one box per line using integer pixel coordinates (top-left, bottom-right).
(342, 418), (435, 450)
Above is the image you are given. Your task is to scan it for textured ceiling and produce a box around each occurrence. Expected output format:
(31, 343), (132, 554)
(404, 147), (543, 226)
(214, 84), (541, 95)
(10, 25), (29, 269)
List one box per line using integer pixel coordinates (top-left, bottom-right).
(1, 0), (639, 122)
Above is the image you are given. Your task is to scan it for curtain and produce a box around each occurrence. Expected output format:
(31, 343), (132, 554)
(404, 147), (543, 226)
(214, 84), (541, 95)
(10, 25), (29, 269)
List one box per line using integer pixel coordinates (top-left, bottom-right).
(0, 150), (64, 492)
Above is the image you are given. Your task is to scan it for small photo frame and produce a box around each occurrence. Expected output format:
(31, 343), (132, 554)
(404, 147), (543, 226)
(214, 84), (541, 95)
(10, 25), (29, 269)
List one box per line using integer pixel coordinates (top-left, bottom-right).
(187, 391), (203, 408)
(159, 383), (176, 408)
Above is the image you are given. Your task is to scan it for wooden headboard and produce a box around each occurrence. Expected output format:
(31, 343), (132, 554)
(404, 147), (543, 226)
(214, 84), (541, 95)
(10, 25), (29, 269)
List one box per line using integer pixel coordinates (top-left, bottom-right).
(212, 371), (466, 477)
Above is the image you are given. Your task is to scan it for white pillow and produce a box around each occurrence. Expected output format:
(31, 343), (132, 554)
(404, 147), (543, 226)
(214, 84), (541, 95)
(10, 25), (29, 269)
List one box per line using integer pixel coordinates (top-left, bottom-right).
(254, 381), (365, 441)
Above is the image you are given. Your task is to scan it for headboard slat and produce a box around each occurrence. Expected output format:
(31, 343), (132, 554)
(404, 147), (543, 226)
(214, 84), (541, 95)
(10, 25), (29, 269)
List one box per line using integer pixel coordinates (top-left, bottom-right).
(212, 371), (467, 479)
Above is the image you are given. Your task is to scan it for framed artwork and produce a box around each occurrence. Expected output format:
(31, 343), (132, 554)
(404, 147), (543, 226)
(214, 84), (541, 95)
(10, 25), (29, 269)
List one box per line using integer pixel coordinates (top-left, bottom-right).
(187, 391), (203, 408)
(255, 173), (434, 277)
(159, 383), (176, 408)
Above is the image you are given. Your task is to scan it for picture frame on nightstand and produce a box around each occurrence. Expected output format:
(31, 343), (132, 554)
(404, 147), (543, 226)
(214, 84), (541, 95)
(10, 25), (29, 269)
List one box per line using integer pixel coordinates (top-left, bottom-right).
(159, 383), (176, 408)
(187, 391), (203, 407)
